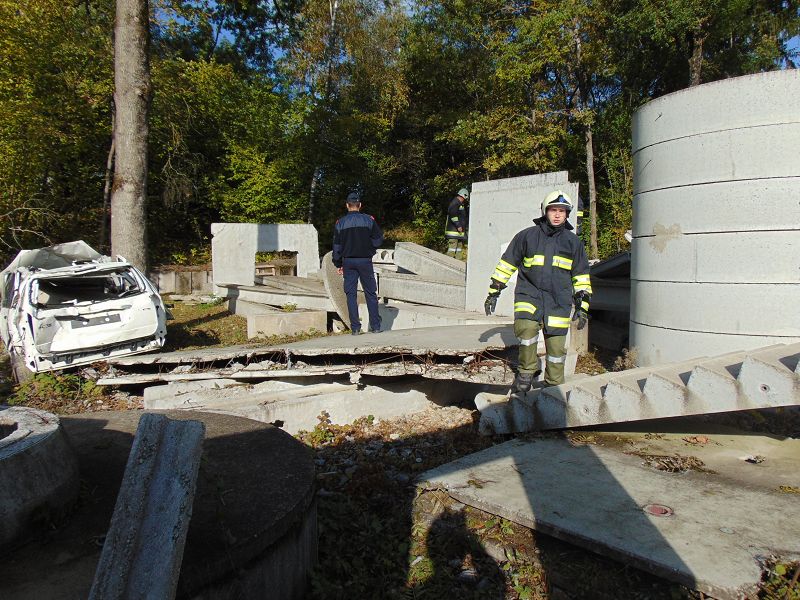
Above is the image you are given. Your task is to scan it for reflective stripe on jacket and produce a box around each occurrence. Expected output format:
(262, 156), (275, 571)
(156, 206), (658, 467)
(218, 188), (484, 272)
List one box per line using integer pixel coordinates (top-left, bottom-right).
(489, 217), (592, 335)
(444, 197), (467, 238)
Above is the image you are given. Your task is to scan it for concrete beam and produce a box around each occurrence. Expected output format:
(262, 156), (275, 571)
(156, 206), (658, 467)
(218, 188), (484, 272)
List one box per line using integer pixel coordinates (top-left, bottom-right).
(379, 272), (466, 310)
(248, 310), (327, 339)
(224, 285), (334, 312)
(89, 414), (205, 600)
(476, 342), (800, 434)
(393, 242), (465, 283)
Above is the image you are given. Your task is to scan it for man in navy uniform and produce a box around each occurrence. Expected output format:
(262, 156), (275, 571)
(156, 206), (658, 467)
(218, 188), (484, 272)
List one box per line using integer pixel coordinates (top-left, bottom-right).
(333, 192), (384, 335)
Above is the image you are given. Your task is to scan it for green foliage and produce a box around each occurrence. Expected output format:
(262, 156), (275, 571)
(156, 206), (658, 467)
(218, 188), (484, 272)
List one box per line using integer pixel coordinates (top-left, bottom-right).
(9, 372), (106, 413)
(760, 561), (800, 599)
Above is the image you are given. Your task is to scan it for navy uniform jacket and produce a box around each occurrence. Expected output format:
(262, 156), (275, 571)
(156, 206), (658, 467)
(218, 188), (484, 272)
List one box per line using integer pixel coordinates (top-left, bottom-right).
(489, 217), (592, 335)
(332, 212), (384, 268)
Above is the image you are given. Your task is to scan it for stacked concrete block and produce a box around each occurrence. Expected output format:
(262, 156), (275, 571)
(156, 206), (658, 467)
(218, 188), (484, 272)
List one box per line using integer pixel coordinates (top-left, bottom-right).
(89, 414), (205, 600)
(476, 342), (800, 434)
(379, 272), (466, 310)
(394, 242), (465, 283)
(631, 71), (800, 365)
(465, 172), (578, 317)
(211, 223), (320, 295)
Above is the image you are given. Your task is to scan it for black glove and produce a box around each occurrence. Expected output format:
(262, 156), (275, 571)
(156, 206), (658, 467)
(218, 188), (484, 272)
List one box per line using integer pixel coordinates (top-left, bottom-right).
(484, 292), (499, 316)
(572, 308), (588, 330)
(572, 291), (590, 330)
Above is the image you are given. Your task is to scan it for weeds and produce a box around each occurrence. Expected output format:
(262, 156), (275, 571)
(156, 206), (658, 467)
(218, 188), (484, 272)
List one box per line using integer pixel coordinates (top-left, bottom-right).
(612, 347), (638, 371)
(760, 560), (800, 599)
(8, 372), (108, 414)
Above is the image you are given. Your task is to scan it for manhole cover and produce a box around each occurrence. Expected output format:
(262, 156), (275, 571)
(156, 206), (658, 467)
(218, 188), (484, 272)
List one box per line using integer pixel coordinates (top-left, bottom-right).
(643, 503), (674, 517)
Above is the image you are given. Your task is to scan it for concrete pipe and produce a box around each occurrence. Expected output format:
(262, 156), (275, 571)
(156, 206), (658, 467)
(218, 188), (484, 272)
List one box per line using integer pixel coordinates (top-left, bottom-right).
(630, 71), (800, 365)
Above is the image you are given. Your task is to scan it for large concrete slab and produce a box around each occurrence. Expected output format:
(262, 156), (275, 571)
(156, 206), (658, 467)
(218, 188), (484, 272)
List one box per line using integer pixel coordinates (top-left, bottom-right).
(145, 379), (480, 435)
(378, 301), (508, 331)
(393, 242), (465, 283)
(89, 414), (205, 600)
(465, 172), (578, 317)
(419, 431), (800, 599)
(211, 223), (320, 295)
(379, 271), (466, 310)
(632, 70), (800, 150)
(320, 250), (368, 329)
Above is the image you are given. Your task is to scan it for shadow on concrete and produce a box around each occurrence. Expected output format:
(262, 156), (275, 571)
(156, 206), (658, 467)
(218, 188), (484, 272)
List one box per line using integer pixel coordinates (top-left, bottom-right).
(478, 325), (517, 347)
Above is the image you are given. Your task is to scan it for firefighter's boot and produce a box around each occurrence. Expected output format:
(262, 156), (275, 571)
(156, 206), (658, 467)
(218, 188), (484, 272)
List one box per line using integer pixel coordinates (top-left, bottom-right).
(511, 372), (535, 395)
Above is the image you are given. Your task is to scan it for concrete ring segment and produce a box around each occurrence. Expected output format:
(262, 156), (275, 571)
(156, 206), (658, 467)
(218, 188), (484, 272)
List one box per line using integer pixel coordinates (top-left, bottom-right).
(632, 70), (800, 149)
(0, 406), (79, 550)
(0, 410), (317, 600)
(630, 71), (800, 366)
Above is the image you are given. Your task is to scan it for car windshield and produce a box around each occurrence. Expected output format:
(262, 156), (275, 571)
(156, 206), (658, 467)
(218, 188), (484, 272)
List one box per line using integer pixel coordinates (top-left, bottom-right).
(33, 268), (144, 308)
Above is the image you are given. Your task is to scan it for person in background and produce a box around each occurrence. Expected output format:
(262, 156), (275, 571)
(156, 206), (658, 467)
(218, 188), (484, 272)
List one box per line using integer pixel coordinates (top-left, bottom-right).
(445, 188), (469, 259)
(484, 190), (592, 392)
(332, 192), (384, 335)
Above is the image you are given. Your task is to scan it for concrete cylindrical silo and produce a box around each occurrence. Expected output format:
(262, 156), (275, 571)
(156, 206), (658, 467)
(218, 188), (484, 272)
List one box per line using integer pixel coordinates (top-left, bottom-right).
(630, 71), (800, 366)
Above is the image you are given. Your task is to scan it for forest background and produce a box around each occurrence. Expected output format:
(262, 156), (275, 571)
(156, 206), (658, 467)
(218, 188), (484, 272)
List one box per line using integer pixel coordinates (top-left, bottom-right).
(1, 0), (797, 267)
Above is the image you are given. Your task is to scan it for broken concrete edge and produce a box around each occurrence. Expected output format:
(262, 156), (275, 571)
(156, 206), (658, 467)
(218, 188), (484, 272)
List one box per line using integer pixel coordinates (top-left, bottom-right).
(96, 363), (517, 387)
(89, 413), (205, 600)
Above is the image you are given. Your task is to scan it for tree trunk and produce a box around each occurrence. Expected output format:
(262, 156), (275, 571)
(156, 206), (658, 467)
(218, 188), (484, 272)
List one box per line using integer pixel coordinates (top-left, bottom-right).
(585, 125), (599, 259)
(111, 0), (150, 271)
(100, 105), (115, 253)
(689, 27), (707, 86)
(307, 165), (321, 224)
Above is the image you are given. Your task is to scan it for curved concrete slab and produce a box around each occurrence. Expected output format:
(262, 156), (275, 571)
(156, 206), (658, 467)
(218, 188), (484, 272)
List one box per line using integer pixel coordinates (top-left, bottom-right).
(632, 179), (800, 237)
(0, 410), (316, 600)
(633, 123), (800, 195)
(0, 406), (79, 550)
(631, 231), (800, 284)
(631, 71), (800, 366)
(630, 281), (800, 336)
(629, 323), (795, 366)
(632, 70), (800, 150)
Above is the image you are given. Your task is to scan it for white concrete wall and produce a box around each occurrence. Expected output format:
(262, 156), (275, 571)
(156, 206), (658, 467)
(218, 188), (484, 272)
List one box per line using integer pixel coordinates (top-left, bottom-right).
(465, 172), (578, 317)
(630, 70), (800, 365)
(211, 223), (320, 295)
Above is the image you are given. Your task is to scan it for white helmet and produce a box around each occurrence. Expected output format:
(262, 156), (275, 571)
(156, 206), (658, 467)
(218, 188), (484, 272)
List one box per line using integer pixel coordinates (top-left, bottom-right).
(541, 190), (573, 216)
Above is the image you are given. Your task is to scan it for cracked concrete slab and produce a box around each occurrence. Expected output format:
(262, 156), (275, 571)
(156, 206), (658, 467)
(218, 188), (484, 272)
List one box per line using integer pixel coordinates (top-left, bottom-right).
(419, 429), (800, 600)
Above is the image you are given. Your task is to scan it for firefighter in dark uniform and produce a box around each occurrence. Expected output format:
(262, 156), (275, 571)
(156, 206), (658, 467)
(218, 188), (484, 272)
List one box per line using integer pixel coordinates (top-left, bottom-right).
(333, 192), (384, 335)
(445, 188), (469, 258)
(484, 190), (592, 392)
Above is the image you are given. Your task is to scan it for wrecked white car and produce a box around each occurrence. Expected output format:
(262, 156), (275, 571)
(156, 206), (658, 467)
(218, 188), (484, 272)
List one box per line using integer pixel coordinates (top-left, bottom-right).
(1, 241), (169, 381)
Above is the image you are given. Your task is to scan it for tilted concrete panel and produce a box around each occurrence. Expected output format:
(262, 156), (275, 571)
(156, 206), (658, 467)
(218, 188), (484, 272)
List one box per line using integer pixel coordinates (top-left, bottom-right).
(394, 242), (466, 283)
(630, 71), (800, 366)
(465, 172), (577, 316)
(632, 70), (800, 150)
(633, 123), (800, 195)
(380, 271), (466, 310)
(631, 231), (800, 284)
(633, 179), (800, 237)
